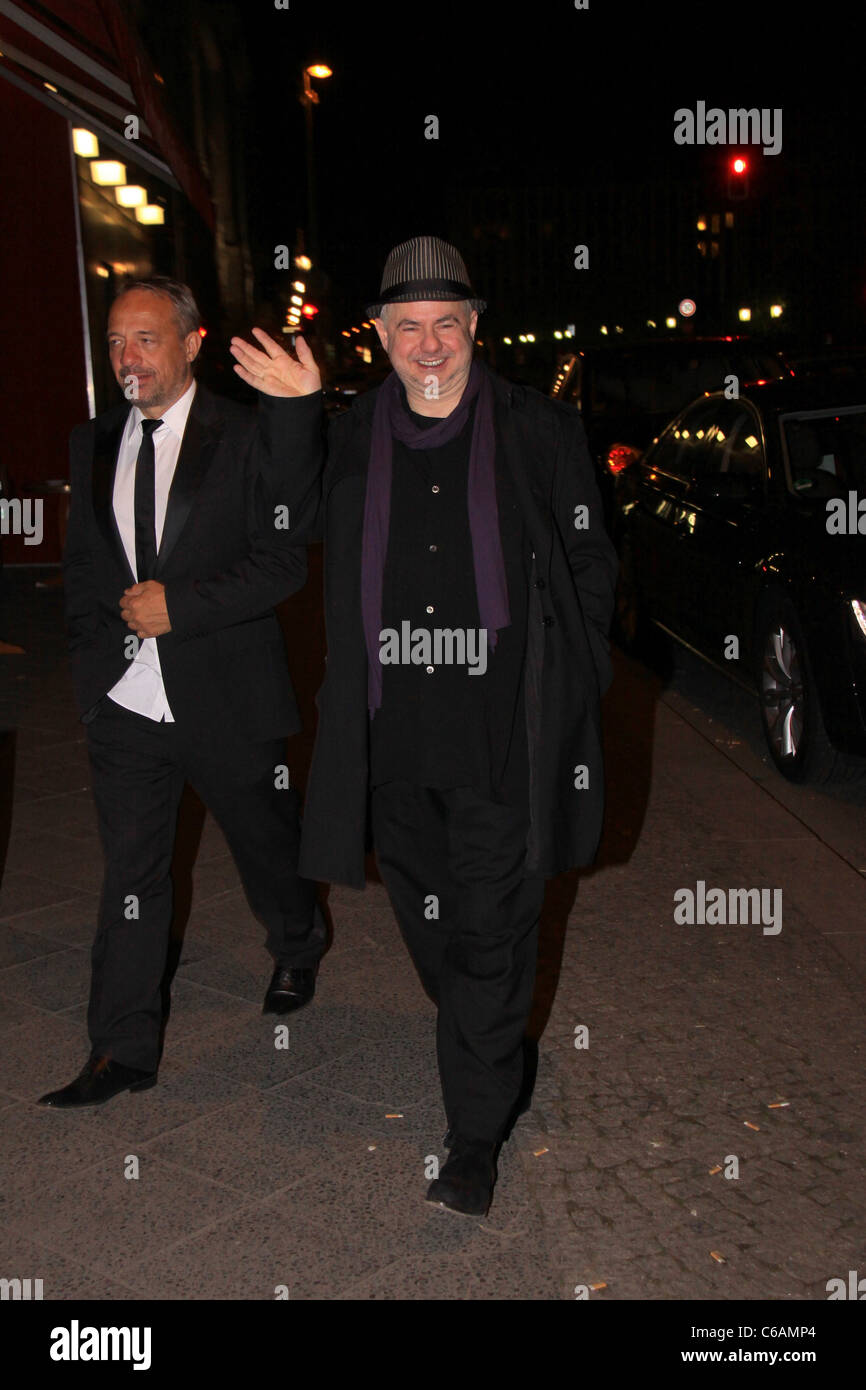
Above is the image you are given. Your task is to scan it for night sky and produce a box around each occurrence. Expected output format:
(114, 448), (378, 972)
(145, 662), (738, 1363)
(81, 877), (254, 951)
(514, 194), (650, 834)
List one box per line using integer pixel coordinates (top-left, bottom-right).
(231, 0), (864, 305)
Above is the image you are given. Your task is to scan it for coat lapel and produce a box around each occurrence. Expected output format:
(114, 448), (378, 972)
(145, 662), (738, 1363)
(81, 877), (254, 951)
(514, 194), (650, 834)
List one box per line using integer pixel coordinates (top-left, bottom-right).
(92, 405), (135, 586)
(155, 385), (221, 576)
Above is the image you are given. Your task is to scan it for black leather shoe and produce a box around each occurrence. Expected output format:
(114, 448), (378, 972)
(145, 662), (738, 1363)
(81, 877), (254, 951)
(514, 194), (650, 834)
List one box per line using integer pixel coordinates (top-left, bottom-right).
(262, 964), (317, 1015)
(426, 1136), (497, 1216)
(37, 1056), (157, 1109)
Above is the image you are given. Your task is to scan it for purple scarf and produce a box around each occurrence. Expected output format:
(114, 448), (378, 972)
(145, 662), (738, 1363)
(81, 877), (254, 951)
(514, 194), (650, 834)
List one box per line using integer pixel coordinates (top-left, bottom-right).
(361, 358), (510, 716)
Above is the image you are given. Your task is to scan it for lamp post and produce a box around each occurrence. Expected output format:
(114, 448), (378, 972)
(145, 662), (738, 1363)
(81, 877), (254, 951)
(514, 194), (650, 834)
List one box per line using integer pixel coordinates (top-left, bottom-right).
(300, 63), (332, 264)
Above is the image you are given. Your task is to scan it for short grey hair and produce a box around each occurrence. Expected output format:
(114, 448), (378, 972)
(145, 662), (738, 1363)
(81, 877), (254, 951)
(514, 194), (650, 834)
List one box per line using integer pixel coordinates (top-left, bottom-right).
(114, 276), (201, 338)
(379, 300), (474, 326)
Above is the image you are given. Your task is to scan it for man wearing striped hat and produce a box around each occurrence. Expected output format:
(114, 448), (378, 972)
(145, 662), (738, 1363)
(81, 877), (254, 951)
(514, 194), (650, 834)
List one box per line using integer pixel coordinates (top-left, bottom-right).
(234, 236), (617, 1215)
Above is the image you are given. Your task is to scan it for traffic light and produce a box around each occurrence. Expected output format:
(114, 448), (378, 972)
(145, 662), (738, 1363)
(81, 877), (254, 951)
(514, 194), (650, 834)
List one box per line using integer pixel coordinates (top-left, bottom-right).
(301, 303), (318, 318)
(726, 155), (749, 200)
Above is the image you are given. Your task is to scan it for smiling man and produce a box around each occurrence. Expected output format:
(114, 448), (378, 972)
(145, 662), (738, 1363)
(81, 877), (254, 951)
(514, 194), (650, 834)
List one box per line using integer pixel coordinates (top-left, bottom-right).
(236, 236), (618, 1216)
(40, 277), (326, 1109)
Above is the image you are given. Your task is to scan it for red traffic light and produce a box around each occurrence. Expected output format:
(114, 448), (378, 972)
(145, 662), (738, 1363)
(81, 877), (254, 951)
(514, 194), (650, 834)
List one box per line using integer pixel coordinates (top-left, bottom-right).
(301, 303), (318, 318)
(727, 155), (750, 199)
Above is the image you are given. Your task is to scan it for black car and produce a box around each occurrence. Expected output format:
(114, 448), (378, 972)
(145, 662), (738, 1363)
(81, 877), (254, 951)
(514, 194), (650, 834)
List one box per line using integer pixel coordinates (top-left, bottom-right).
(551, 336), (791, 519)
(614, 376), (866, 782)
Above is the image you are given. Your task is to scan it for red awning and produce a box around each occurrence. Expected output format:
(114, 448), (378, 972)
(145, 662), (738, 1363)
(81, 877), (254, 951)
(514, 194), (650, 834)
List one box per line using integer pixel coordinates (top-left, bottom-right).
(0, 0), (214, 228)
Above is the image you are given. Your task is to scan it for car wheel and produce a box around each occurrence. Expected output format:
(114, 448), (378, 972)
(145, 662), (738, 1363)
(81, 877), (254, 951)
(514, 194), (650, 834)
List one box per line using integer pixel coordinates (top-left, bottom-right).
(754, 595), (838, 783)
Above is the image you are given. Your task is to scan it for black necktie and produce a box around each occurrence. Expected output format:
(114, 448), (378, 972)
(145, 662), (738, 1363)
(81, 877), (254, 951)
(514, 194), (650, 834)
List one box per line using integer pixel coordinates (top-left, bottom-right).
(134, 418), (163, 581)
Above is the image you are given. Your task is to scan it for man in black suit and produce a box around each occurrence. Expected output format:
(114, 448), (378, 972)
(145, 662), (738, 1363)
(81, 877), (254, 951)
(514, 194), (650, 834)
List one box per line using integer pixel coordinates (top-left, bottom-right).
(39, 277), (326, 1109)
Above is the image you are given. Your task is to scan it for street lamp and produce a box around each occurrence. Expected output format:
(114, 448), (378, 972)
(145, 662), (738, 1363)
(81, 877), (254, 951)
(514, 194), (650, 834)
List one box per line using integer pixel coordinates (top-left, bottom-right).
(300, 63), (332, 263)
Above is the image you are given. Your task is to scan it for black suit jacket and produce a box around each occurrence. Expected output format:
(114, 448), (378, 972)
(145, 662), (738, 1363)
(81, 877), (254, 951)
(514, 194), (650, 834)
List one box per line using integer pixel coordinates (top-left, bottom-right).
(63, 382), (325, 746)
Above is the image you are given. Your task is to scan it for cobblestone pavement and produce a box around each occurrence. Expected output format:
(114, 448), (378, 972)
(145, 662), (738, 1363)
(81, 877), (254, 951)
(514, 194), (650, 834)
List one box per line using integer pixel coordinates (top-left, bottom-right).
(1, 571), (864, 1301)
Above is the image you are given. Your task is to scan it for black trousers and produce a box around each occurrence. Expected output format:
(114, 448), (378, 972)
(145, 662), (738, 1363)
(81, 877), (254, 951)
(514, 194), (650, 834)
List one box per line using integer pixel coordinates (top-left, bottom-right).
(85, 698), (325, 1071)
(370, 782), (545, 1145)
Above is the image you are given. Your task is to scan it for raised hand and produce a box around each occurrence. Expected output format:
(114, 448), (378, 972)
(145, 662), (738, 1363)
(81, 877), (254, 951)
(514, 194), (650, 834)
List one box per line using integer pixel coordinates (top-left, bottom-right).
(229, 327), (321, 397)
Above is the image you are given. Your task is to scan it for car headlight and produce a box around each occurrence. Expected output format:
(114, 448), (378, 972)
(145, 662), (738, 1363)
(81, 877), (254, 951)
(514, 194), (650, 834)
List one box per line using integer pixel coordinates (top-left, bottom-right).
(852, 600), (866, 639)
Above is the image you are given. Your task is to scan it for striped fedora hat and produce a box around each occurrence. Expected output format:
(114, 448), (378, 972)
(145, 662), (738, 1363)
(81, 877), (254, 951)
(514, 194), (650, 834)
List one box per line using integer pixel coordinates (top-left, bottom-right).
(367, 236), (486, 319)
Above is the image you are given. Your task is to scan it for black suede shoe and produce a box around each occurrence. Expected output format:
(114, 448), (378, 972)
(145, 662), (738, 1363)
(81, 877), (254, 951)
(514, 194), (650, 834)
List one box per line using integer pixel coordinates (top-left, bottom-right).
(426, 1136), (497, 1216)
(262, 964), (317, 1015)
(37, 1056), (157, 1109)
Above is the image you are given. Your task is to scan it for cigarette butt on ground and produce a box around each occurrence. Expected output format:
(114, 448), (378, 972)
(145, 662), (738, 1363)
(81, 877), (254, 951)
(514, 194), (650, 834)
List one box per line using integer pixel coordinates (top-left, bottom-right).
(744, 1121), (760, 1131)
(589, 1281), (607, 1291)
(768, 1101), (790, 1109)
(533, 1147), (549, 1157)
(385, 1113), (403, 1119)
(710, 1251), (726, 1264)
(708, 1164), (723, 1175)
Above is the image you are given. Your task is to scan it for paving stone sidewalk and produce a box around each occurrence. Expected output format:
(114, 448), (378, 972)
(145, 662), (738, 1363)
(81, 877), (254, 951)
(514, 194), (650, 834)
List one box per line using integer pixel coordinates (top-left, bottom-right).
(1, 572), (864, 1300)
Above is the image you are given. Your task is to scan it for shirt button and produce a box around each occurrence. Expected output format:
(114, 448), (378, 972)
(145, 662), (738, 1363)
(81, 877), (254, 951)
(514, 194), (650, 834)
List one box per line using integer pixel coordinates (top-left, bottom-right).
(426, 605), (434, 614)
(431, 485), (440, 494)
(429, 544), (438, 552)
(426, 665), (434, 674)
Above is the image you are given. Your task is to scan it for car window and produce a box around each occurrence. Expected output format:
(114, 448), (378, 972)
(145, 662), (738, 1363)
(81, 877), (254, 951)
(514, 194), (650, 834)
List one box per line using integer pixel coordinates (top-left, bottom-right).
(646, 399), (717, 482)
(781, 408), (866, 495)
(690, 400), (765, 480)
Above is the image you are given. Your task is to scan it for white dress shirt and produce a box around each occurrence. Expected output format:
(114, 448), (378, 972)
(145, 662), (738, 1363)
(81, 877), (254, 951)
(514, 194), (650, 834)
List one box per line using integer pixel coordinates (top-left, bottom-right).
(107, 379), (197, 721)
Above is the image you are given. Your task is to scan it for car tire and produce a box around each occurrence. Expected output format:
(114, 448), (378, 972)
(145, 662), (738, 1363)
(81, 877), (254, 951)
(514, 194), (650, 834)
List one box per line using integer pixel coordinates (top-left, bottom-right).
(753, 594), (839, 783)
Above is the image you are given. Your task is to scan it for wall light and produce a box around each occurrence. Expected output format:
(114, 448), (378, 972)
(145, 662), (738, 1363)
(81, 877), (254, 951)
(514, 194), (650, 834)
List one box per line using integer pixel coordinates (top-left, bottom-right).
(135, 204), (165, 225)
(115, 185), (147, 207)
(90, 160), (127, 186)
(73, 129), (99, 157)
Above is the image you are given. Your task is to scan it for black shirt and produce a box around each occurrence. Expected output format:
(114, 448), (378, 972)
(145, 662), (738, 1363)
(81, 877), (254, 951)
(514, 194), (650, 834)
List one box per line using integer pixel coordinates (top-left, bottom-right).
(369, 384), (530, 803)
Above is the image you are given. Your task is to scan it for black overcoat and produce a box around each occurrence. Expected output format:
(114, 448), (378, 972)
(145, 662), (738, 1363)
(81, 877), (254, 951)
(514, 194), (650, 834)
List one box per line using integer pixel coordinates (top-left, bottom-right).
(298, 364), (618, 887)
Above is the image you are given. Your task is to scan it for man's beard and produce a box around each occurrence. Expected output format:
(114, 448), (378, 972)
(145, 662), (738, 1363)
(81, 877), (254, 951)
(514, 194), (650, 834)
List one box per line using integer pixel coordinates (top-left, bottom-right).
(121, 372), (167, 407)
